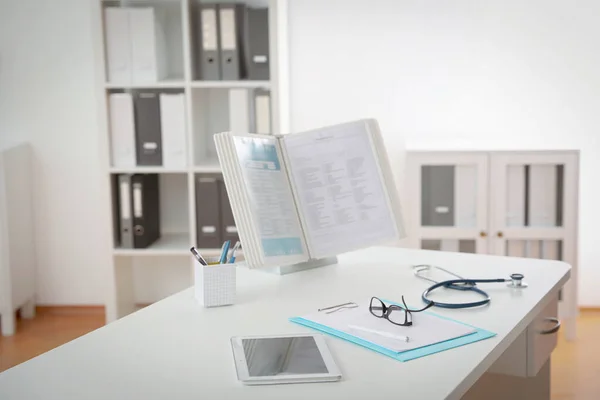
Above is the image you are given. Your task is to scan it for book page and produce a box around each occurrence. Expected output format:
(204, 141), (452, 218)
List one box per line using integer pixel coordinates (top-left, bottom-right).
(283, 121), (399, 259)
(232, 135), (309, 265)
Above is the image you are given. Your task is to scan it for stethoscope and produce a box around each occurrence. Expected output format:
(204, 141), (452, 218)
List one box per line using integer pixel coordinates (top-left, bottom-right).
(413, 265), (528, 309)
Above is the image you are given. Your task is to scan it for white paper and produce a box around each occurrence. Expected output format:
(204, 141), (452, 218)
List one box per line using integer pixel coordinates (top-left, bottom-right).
(232, 135), (308, 261)
(528, 165), (558, 227)
(283, 122), (398, 259)
(506, 165), (526, 227)
(300, 300), (476, 353)
(455, 165), (477, 228)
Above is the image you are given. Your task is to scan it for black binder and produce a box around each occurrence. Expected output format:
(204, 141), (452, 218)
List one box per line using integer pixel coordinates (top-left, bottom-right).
(245, 8), (269, 80)
(196, 173), (222, 248)
(131, 174), (161, 248)
(219, 178), (239, 243)
(134, 92), (163, 166)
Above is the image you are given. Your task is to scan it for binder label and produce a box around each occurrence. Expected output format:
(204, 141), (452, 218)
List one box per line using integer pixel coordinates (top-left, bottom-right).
(133, 183), (143, 218)
(120, 181), (131, 219)
(226, 226), (238, 233)
(201, 9), (218, 50)
(202, 226), (217, 234)
(220, 9), (236, 50)
(253, 55), (268, 63)
(143, 142), (158, 150)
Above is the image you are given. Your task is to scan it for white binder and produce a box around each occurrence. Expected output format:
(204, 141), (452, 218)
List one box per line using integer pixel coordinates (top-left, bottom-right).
(506, 165), (526, 227)
(109, 93), (136, 168)
(228, 89), (251, 133)
(542, 240), (560, 260)
(526, 240), (541, 258)
(506, 240), (526, 258)
(129, 7), (167, 83)
(254, 90), (271, 134)
(159, 93), (187, 168)
(440, 240), (459, 252)
(454, 165), (476, 228)
(104, 8), (132, 84)
(528, 165), (557, 227)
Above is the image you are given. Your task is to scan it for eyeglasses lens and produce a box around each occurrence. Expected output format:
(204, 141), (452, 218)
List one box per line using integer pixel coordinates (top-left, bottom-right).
(370, 297), (385, 317)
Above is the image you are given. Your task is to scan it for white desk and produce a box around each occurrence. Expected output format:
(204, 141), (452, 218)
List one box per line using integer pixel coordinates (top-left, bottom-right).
(0, 247), (569, 400)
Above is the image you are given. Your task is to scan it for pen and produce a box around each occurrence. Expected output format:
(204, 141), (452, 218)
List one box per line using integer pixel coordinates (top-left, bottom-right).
(190, 247), (208, 266)
(347, 325), (410, 342)
(219, 240), (231, 264)
(228, 241), (241, 263)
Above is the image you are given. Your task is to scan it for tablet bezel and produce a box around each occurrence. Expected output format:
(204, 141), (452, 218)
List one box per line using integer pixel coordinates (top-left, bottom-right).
(231, 333), (342, 384)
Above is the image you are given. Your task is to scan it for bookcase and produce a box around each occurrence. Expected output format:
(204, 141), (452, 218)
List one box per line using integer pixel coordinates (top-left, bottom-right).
(406, 150), (579, 341)
(92, 0), (287, 321)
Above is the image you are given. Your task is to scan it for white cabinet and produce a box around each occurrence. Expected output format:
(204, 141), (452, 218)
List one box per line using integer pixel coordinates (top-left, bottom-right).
(406, 151), (578, 340)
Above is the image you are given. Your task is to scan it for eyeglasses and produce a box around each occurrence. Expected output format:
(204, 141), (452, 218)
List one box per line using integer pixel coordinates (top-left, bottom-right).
(369, 296), (434, 327)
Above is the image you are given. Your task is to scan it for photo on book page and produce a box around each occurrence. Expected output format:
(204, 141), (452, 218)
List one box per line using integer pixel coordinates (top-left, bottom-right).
(297, 299), (477, 353)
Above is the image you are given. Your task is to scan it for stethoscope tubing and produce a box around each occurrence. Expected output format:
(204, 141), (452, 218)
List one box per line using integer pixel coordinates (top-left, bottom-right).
(421, 278), (508, 309)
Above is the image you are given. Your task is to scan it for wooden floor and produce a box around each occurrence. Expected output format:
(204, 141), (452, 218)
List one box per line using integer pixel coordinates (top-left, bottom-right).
(0, 308), (599, 398)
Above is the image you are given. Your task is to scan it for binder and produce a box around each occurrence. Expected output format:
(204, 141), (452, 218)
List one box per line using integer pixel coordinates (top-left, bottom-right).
(245, 8), (270, 80)
(129, 7), (167, 83)
(528, 165), (557, 227)
(228, 89), (251, 133)
(526, 240), (541, 259)
(440, 240), (459, 252)
(506, 240), (526, 257)
(134, 92), (163, 166)
(131, 174), (161, 248)
(421, 166), (454, 227)
(104, 8), (132, 84)
(159, 93), (187, 168)
(195, 4), (221, 80)
(109, 93), (137, 168)
(219, 4), (246, 80)
(253, 89), (271, 134)
(454, 165), (476, 228)
(196, 173), (222, 248)
(506, 165), (526, 227)
(542, 240), (561, 260)
(219, 178), (239, 243)
(118, 174), (134, 248)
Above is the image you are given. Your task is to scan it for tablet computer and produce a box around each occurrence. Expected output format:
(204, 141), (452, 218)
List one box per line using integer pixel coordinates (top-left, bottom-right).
(231, 334), (342, 385)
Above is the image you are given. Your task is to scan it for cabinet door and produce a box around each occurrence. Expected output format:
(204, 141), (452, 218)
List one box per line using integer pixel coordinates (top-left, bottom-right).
(406, 152), (489, 254)
(489, 152), (578, 322)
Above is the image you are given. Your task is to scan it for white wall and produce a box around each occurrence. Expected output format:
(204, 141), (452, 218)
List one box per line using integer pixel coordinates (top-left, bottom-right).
(0, 0), (111, 304)
(287, 0), (600, 305)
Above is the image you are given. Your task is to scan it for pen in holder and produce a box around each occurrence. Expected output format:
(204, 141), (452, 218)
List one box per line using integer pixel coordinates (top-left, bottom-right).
(194, 257), (236, 307)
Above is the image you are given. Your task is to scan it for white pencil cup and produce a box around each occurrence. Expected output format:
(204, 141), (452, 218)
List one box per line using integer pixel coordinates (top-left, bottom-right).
(194, 257), (236, 307)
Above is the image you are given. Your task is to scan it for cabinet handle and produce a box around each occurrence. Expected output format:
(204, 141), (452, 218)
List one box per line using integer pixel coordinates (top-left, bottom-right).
(497, 231), (504, 238)
(479, 231), (487, 238)
(539, 317), (561, 335)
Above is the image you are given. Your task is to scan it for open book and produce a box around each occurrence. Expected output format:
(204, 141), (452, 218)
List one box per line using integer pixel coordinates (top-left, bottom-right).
(214, 119), (405, 268)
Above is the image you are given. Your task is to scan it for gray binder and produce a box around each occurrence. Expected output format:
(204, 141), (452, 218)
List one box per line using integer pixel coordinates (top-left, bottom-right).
(194, 4), (221, 80)
(118, 174), (134, 248)
(245, 8), (269, 80)
(134, 92), (162, 166)
(196, 173), (221, 248)
(132, 174), (161, 248)
(218, 4), (246, 80)
(421, 165), (455, 227)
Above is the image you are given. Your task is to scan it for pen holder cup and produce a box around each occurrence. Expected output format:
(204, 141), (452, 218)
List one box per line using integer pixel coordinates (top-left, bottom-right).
(194, 257), (236, 307)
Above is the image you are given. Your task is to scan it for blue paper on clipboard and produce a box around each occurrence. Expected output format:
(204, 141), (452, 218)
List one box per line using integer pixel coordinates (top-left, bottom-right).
(290, 300), (496, 362)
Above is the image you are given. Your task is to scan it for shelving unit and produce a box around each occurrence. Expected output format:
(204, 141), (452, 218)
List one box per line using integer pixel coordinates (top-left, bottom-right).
(93, 0), (286, 321)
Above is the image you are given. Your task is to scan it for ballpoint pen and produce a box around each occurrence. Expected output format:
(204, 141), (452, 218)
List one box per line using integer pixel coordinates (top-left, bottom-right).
(219, 240), (231, 264)
(348, 325), (410, 342)
(228, 241), (241, 263)
(190, 247), (208, 266)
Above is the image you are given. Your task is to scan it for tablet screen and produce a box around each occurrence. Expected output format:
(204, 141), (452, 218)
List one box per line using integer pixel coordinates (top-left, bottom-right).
(242, 336), (329, 377)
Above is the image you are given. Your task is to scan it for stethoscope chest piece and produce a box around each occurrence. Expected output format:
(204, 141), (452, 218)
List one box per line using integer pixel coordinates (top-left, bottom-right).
(508, 273), (528, 288)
